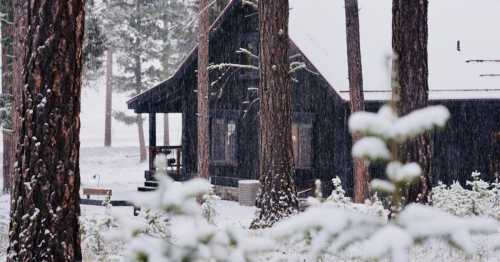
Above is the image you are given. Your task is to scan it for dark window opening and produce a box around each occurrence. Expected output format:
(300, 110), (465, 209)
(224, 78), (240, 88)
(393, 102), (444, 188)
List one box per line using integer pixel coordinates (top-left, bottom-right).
(292, 123), (312, 169)
(211, 118), (237, 165)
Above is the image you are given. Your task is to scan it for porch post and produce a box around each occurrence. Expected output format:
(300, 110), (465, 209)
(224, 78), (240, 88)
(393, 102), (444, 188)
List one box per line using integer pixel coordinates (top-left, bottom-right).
(149, 113), (156, 172)
(149, 113), (156, 147)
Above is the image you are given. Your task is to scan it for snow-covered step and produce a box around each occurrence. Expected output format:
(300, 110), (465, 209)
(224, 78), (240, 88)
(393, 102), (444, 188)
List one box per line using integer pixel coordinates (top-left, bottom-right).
(144, 181), (159, 187)
(137, 186), (157, 192)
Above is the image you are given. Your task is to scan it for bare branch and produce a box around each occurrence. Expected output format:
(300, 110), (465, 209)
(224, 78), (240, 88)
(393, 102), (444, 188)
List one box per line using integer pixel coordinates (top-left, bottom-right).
(207, 63), (259, 71)
(236, 48), (259, 60)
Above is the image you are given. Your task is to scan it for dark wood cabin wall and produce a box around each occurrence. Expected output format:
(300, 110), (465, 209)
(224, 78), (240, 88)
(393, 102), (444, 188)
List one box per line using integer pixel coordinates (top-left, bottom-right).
(364, 100), (500, 189)
(178, 3), (259, 183)
(208, 5), (257, 185)
(181, 62), (198, 178)
(432, 101), (500, 185)
(290, 58), (354, 193)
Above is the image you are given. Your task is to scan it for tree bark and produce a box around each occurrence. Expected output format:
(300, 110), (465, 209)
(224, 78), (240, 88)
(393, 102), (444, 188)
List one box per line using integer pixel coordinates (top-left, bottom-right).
(344, 0), (368, 203)
(12, 0), (27, 145)
(197, 0), (210, 179)
(163, 114), (169, 145)
(1, 0), (14, 194)
(392, 0), (432, 204)
(104, 49), (112, 147)
(250, 0), (298, 229)
(2, 130), (13, 193)
(7, 0), (85, 260)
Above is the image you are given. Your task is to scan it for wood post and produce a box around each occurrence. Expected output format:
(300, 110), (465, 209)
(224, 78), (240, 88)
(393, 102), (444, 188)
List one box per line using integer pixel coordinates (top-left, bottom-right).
(149, 113), (156, 171)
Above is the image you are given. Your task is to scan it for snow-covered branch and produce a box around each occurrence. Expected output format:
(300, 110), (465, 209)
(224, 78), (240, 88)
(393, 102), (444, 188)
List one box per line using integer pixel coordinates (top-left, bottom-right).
(207, 63), (259, 71)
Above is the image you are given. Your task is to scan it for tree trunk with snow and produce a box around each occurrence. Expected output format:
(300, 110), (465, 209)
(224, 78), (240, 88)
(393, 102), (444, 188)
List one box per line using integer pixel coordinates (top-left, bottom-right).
(163, 114), (169, 145)
(392, 0), (432, 204)
(345, 0), (368, 203)
(197, 0), (210, 179)
(1, 0), (14, 194)
(104, 49), (113, 147)
(7, 0), (84, 260)
(250, 0), (299, 229)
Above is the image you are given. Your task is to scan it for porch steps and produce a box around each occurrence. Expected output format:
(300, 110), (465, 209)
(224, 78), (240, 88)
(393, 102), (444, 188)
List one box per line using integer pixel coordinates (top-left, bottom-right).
(144, 181), (159, 187)
(137, 180), (159, 192)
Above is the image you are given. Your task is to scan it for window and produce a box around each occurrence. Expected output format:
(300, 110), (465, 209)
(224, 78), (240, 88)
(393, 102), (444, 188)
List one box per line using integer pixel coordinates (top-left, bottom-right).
(292, 123), (312, 169)
(211, 118), (237, 165)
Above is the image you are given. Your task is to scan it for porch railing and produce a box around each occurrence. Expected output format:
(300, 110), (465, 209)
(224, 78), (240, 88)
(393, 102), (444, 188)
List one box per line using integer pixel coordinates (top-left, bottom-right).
(149, 145), (182, 178)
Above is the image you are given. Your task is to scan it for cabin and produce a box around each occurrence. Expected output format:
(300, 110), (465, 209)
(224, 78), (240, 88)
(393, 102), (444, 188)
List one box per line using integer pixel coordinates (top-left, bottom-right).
(127, 0), (500, 197)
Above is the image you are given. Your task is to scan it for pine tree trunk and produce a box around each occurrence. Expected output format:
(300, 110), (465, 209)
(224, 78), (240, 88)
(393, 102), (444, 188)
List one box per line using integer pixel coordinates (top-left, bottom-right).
(2, 130), (13, 193)
(12, 0), (27, 144)
(1, 0), (14, 194)
(8, 0), (84, 260)
(392, 0), (432, 204)
(163, 114), (169, 145)
(344, 0), (368, 203)
(104, 49), (113, 147)
(251, 0), (299, 229)
(137, 114), (147, 162)
(197, 0), (210, 179)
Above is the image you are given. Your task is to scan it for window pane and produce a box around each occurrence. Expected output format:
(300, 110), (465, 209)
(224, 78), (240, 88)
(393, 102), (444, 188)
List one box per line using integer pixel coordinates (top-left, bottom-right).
(292, 124), (299, 166)
(226, 120), (237, 164)
(211, 118), (226, 161)
(299, 125), (312, 168)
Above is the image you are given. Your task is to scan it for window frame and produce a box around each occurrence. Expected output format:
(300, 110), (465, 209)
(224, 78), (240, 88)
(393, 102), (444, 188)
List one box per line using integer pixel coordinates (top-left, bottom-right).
(209, 112), (239, 167)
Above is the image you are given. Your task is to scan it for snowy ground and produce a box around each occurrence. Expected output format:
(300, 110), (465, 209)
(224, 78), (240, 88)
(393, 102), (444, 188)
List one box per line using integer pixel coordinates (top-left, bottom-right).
(0, 147), (256, 261)
(1, 147), (500, 261)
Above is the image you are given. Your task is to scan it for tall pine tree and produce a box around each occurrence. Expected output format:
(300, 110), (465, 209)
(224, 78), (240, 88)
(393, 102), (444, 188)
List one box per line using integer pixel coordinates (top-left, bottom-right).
(0, 0), (14, 194)
(8, 0), (85, 260)
(104, 0), (165, 162)
(392, 0), (431, 204)
(251, 0), (299, 229)
(344, 0), (368, 203)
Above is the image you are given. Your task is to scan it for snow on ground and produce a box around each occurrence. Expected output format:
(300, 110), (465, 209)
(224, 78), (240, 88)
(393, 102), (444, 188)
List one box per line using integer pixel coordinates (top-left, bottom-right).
(0, 147), (256, 261)
(1, 147), (500, 261)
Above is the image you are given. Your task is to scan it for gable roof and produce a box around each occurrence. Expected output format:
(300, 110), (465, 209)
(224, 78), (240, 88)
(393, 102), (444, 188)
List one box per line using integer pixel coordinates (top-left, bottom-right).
(129, 0), (500, 110)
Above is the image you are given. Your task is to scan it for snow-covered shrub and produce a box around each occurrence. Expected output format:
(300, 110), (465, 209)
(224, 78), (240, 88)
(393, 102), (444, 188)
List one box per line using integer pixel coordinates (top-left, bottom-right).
(272, 201), (497, 262)
(124, 154), (273, 261)
(350, 105), (449, 213)
(0, 213), (8, 258)
(201, 187), (221, 225)
(269, 104), (499, 261)
(326, 176), (350, 204)
(80, 205), (123, 261)
(125, 176), (273, 262)
(321, 176), (386, 218)
(433, 171), (500, 218)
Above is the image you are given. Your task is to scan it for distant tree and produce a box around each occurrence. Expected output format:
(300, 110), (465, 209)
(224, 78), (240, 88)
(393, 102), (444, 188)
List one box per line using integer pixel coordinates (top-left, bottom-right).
(155, 0), (198, 146)
(7, 0), (85, 260)
(391, 0), (431, 204)
(104, 48), (113, 147)
(0, 0), (14, 194)
(344, 0), (368, 203)
(83, 0), (106, 82)
(83, 0), (111, 147)
(104, 0), (164, 162)
(197, 0), (210, 179)
(251, 0), (298, 229)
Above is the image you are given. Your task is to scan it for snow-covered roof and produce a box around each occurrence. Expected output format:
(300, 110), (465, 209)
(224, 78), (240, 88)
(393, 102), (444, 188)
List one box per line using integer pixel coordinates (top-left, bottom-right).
(289, 0), (500, 100)
(338, 89), (500, 101)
